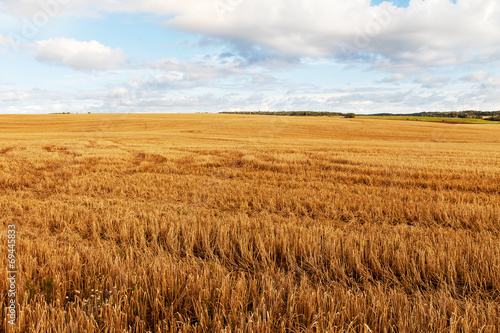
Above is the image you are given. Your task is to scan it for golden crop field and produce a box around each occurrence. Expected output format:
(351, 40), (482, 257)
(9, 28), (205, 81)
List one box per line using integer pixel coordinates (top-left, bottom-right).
(1, 113), (500, 332)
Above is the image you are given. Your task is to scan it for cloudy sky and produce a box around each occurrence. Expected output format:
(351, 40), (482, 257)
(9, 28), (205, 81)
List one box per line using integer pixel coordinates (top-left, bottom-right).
(0, 0), (499, 114)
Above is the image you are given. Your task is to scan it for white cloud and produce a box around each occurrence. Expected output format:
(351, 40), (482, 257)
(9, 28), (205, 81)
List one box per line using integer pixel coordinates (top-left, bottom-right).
(483, 76), (500, 88)
(0, 90), (30, 102)
(464, 71), (490, 82)
(123, 56), (247, 92)
(462, 71), (500, 87)
(34, 38), (127, 70)
(138, 0), (497, 71)
(414, 75), (450, 89)
(0, 86), (64, 102)
(380, 73), (405, 83)
(105, 87), (137, 106)
(108, 87), (130, 98)
(3, 0), (500, 70)
(163, 0), (500, 69)
(0, 0), (99, 17)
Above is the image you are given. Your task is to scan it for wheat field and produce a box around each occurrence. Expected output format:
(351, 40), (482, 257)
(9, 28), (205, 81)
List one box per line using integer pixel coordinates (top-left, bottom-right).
(1, 113), (500, 332)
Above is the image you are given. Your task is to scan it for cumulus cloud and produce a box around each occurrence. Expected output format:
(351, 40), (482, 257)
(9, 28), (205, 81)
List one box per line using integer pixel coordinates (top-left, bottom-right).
(463, 71), (489, 82)
(0, 86), (64, 102)
(108, 87), (130, 99)
(380, 73), (405, 83)
(125, 56), (247, 91)
(34, 38), (127, 70)
(4, 0), (500, 70)
(0, 0), (101, 17)
(0, 90), (31, 102)
(414, 75), (450, 89)
(482, 77), (500, 88)
(461, 71), (500, 87)
(104, 87), (137, 106)
(164, 0), (500, 69)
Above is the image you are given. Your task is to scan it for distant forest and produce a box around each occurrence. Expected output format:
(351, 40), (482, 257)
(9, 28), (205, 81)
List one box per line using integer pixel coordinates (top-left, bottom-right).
(375, 110), (500, 120)
(220, 111), (345, 117)
(220, 110), (500, 121)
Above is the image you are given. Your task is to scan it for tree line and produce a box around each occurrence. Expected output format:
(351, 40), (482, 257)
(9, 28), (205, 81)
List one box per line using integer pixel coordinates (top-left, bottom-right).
(220, 111), (355, 118)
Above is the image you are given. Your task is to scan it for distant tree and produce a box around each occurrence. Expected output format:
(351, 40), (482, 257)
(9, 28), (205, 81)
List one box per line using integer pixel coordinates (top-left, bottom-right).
(344, 113), (356, 118)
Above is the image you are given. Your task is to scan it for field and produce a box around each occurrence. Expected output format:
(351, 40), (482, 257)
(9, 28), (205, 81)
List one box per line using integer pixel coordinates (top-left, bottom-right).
(1, 114), (500, 332)
(359, 115), (500, 124)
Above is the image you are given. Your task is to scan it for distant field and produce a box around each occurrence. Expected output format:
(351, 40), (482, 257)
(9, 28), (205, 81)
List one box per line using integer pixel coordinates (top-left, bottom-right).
(1, 114), (500, 332)
(359, 115), (500, 124)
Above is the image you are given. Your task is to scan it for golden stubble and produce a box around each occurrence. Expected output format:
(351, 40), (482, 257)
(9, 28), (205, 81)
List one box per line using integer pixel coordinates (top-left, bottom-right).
(0, 114), (499, 332)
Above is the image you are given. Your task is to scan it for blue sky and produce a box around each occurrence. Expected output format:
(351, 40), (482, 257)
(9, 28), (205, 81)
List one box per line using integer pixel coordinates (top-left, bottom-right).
(0, 0), (499, 114)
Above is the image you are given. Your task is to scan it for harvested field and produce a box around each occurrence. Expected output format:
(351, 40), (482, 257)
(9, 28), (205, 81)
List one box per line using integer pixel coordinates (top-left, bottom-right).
(1, 113), (499, 332)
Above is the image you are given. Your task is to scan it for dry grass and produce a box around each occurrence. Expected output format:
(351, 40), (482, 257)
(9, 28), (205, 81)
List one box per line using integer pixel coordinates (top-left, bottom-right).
(1, 113), (500, 332)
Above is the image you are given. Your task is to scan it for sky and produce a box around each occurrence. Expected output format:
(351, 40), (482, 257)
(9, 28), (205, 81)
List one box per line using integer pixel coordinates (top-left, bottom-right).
(0, 0), (499, 114)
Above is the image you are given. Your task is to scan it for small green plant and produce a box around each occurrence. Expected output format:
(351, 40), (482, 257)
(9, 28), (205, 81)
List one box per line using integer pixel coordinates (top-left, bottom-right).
(42, 279), (55, 302)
